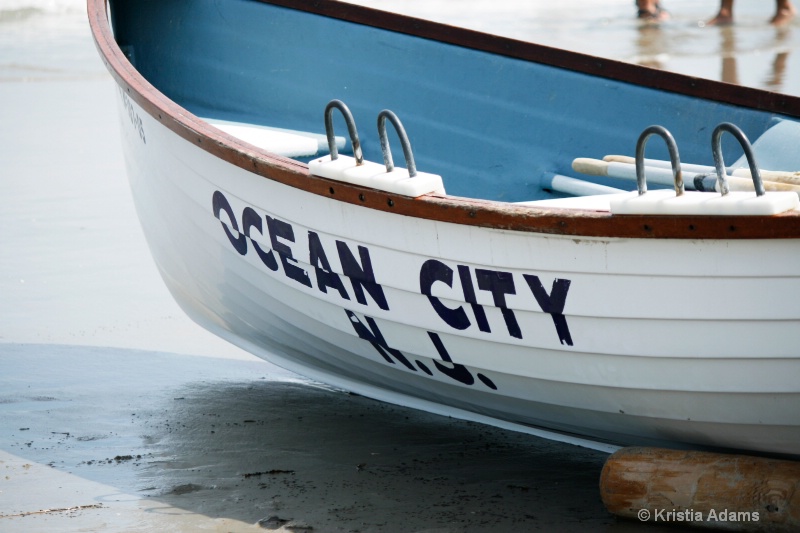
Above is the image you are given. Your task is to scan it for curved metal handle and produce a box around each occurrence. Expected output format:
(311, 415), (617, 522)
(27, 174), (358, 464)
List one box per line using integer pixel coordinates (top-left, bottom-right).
(377, 109), (417, 177)
(324, 99), (363, 165)
(712, 122), (764, 197)
(635, 125), (683, 196)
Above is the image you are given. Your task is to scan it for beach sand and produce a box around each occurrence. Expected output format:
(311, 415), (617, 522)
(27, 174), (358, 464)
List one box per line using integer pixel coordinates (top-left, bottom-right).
(2, 1), (799, 531)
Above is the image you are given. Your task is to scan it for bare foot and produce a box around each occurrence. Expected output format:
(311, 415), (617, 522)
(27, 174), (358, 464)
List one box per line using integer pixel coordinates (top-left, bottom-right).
(637, 1), (670, 22)
(770, 6), (796, 26)
(705, 10), (733, 26)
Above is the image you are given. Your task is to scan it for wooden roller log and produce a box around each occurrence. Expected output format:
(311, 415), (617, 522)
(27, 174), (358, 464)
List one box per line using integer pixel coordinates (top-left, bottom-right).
(600, 447), (800, 531)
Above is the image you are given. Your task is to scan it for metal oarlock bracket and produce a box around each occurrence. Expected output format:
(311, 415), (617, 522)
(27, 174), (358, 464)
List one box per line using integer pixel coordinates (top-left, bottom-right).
(377, 109), (417, 177)
(712, 122), (765, 197)
(324, 99), (363, 164)
(635, 125), (683, 196)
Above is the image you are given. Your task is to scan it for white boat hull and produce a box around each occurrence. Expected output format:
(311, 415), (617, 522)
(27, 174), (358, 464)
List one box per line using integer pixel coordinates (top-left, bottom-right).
(116, 90), (800, 456)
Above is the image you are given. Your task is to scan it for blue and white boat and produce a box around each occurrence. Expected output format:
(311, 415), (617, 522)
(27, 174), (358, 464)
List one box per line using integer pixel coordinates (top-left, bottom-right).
(89, 0), (800, 456)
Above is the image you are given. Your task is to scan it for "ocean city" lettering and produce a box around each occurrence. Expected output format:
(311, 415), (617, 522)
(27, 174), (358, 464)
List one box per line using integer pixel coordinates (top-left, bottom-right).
(212, 190), (576, 390)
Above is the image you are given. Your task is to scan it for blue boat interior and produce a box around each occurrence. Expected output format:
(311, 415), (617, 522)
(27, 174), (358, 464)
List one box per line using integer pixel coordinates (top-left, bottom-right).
(109, 0), (800, 203)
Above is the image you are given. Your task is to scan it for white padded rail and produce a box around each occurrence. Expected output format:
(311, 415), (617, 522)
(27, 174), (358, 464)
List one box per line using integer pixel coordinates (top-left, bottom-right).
(309, 154), (446, 197)
(610, 190), (799, 216)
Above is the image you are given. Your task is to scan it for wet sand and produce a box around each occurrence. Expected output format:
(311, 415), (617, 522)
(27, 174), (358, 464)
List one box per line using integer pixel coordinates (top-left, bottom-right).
(3, 2), (799, 531)
(1, 346), (628, 533)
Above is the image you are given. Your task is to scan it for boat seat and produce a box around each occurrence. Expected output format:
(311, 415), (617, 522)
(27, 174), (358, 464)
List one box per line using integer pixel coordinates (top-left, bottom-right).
(309, 154), (446, 197)
(202, 117), (345, 158)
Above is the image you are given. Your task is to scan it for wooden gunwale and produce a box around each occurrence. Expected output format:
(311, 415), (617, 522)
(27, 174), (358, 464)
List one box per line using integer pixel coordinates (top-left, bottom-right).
(87, 0), (800, 239)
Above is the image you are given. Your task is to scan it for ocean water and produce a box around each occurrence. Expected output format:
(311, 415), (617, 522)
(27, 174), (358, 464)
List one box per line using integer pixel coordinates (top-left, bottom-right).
(0, 0), (102, 82)
(0, 0), (83, 14)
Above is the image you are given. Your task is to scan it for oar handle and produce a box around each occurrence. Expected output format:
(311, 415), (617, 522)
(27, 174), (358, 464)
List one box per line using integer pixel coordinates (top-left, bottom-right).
(573, 158), (800, 193)
(603, 155), (800, 186)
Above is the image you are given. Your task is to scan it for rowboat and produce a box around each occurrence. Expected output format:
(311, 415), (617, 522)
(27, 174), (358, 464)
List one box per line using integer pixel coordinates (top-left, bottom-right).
(88, 0), (800, 456)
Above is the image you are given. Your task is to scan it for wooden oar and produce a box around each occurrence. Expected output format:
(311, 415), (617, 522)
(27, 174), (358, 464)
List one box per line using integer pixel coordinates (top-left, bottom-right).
(603, 155), (724, 176)
(572, 158), (800, 193)
(603, 155), (800, 187)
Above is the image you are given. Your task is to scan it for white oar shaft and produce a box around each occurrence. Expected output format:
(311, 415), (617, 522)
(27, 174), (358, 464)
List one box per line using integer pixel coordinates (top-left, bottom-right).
(542, 173), (625, 196)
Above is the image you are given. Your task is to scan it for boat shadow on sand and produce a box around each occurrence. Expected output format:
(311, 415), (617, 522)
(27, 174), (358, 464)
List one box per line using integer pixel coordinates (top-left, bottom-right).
(125, 381), (682, 531)
(0, 344), (677, 531)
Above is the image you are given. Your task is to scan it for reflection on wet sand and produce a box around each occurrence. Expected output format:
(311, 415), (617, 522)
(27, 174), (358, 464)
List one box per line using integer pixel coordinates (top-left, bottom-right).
(719, 26), (790, 89)
(721, 27), (739, 85)
(635, 24), (669, 69)
(634, 19), (793, 93)
(767, 50), (791, 89)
